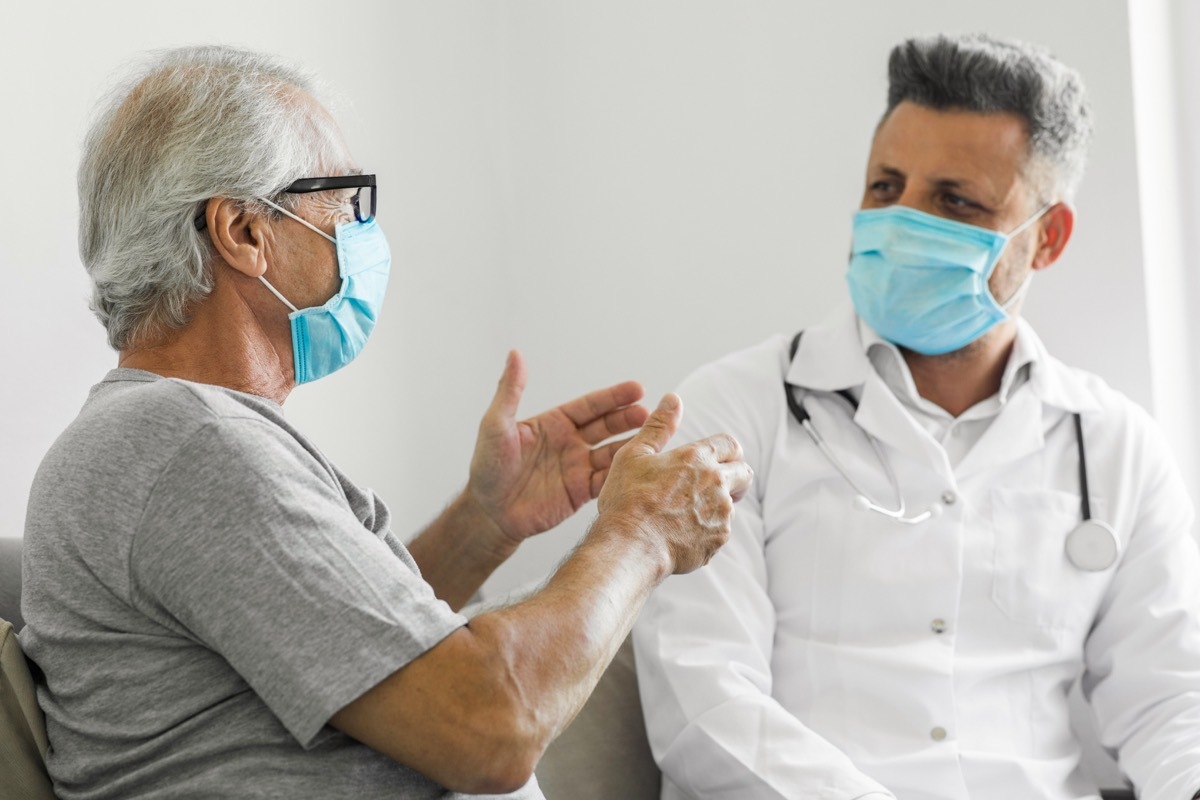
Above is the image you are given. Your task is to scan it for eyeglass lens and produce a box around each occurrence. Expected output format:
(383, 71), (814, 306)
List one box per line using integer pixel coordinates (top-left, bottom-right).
(353, 185), (376, 223)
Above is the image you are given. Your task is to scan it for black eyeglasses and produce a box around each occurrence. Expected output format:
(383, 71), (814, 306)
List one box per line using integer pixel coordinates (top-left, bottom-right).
(193, 174), (377, 231)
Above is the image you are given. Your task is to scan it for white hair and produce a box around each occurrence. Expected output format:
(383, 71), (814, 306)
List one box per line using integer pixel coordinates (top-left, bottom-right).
(78, 45), (345, 350)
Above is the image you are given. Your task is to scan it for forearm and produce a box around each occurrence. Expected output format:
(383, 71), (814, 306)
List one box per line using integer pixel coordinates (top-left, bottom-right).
(334, 511), (670, 793)
(335, 392), (747, 790)
(471, 511), (672, 740)
(406, 490), (517, 611)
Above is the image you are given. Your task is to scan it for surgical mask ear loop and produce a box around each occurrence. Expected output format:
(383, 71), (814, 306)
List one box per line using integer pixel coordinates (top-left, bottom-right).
(994, 202), (1054, 311)
(258, 274), (299, 313)
(259, 196), (337, 243)
(999, 272), (1034, 312)
(254, 196), (338, 313)
(1005, 202), (1055, 239)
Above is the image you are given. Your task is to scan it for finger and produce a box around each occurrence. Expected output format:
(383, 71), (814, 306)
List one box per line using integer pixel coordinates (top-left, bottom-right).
(557, 380), (645, 428)
(578, 403), (651, 445)
(721, 462), (755, 503)
(590, 467), (609, 499)
(485, 350), (527, 423)
(698, 432), (744, 464)
(624, 393), (682, 456)
(589, 435), (635, 472)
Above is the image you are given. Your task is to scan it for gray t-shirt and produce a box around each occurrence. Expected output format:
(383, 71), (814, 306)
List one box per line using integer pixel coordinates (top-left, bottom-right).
(21, 369), (543, 800)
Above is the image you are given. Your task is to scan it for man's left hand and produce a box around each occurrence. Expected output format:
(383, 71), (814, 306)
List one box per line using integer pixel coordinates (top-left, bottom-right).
(466, 350), (650, 546)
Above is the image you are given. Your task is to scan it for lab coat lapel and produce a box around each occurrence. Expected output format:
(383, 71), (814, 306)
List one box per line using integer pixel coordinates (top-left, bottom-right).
(954, 387), (1045, 480)
(854, 370), (954, 482)
(789, 305), (953, 481)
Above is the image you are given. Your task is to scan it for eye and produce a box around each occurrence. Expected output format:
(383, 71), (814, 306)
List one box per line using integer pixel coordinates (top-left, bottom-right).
(939, 192), (984, 217)
(868, 179), (902, 201)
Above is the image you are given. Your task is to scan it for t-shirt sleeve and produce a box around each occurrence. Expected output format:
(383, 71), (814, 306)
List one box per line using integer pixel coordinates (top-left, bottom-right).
(127, 415), (466, 746)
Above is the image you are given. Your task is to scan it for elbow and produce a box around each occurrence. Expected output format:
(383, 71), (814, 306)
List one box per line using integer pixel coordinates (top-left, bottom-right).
(447, 707), (547, 794)
(458, 759), (539, 796)
(448, 622), (555, 793)
(460, 674), (555, 792)
(398, 703), (543, 795)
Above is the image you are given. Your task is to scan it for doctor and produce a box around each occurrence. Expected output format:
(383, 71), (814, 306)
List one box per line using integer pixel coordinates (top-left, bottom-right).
(633, 33), (1200, 800)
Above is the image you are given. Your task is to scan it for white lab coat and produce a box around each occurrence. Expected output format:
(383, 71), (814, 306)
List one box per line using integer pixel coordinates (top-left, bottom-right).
(633, 306), (1200, 800)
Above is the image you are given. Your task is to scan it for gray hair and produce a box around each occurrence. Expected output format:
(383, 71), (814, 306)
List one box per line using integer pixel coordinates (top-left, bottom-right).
(79, 45), (345, 351)
(884, 33), (1093, 204)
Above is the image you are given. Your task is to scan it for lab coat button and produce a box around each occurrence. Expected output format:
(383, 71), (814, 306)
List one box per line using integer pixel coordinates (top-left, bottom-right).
(931, 618), (946, 634)
(941, 491), (957, 505)
(931, 726), (948, 741)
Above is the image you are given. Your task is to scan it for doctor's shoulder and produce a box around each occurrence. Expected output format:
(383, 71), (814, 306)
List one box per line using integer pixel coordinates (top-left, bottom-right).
(1055, 358), (1184, 488)
(1056, 358), (1159, 434)
(673, 333), (794, 465)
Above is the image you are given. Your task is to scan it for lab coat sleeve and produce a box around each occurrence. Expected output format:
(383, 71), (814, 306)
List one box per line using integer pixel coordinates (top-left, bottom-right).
(1082, 405), (1200, 800)
(633, 341), (895, 800)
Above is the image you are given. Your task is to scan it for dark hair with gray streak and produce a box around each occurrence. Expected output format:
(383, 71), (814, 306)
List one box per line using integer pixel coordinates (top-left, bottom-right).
(884, 33), (1092, 204)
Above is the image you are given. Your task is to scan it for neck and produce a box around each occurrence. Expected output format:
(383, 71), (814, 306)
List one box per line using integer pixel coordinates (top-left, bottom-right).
(118, 266), (295, 405)
(901, 321), (1017, 417)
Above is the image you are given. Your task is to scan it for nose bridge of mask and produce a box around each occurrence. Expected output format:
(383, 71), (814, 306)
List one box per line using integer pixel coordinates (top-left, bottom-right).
(855, 206), (1008, 273)
(334, 218), (391, 277)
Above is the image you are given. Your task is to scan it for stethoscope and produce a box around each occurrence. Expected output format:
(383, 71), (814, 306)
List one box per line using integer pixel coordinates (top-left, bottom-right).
(784, 332), (1120, 572)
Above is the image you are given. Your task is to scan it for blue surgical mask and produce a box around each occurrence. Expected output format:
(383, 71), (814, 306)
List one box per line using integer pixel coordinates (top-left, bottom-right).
(846, 204), (1048, 355)
(257, 197), (392, 385)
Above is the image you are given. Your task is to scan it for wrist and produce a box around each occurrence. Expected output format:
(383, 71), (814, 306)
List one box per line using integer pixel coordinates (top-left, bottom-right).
(589, 510), (674, 585)
(450, 489), (521, 564)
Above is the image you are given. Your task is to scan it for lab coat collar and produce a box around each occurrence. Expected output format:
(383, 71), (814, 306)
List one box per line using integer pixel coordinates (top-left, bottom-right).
(785, 305), (1101, 416)
(784, 303), (871, 392)
(787, 304), (954, 479)
(1017, 317), (1102, 415)
(784, 305), (1102, 480)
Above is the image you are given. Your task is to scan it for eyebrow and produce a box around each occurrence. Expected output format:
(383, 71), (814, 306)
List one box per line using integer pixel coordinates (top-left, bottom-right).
(878, 165), (990, 196)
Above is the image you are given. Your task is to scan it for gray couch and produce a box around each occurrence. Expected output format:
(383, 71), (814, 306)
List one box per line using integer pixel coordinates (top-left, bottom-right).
(0, 537), (22, 630)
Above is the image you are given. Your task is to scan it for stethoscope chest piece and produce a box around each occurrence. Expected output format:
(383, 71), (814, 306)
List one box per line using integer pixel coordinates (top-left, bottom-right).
(1065, 520), (1119, 572)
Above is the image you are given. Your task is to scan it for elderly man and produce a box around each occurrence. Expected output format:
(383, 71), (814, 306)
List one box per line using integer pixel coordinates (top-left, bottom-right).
(633, 34), (1200, 800)
(20, 46), (752, 799)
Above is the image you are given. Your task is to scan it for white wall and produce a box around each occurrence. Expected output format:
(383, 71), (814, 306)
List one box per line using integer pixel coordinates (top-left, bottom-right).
(0, 2), (1162, 608)
(442, 0), (1155, 598)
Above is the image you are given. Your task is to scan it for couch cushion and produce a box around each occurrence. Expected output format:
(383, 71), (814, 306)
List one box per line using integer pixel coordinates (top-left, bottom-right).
(535, 635), (660, 800)
(0, 618), (56, 799)
(0, 537), (23, 630)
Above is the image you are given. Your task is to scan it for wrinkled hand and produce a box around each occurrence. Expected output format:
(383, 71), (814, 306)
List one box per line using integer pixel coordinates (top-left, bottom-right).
(598, 393), (753, 574)
(467, 351), (651, 546)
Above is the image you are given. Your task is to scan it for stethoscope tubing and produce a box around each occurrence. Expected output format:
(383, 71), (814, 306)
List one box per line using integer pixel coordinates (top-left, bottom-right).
(783, 330), (1119, 570)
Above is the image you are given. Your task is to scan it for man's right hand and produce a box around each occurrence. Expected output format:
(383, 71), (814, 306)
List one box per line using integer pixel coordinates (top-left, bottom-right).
(597, 392), (752, 575)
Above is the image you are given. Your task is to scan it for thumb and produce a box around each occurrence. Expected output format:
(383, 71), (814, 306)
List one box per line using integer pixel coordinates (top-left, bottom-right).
(486, 350), (527, 422)
(626, 393), (682, 456)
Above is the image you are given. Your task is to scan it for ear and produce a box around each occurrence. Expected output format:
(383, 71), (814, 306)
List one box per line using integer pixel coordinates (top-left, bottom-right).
(1030, 202), (1075, 271)
(204, 197), (272, 279)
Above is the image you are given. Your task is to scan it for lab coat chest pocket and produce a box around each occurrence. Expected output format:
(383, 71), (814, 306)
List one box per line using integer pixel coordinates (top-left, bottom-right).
(990, 486), (1109, 631)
